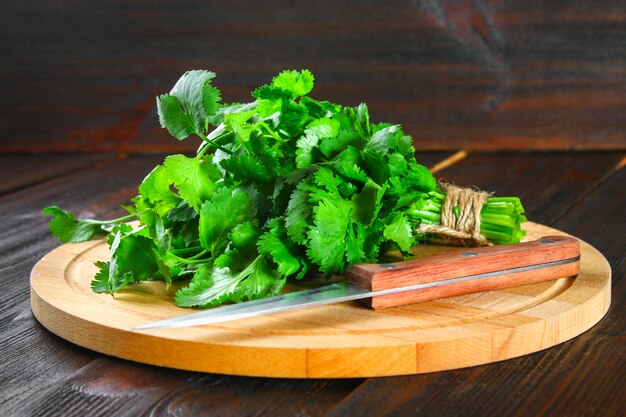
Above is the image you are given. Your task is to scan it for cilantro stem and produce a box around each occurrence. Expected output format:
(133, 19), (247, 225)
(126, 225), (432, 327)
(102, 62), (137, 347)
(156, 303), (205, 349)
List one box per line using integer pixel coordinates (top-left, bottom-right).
(256, 121), (285, 142)
(188, 250), (210, 260)
(82, 214), (136, 225)
(167, 250), (211, 264)
(196, 131), (234, 156)
(407, 191), (526, 245)
(170, 246), (204, 255)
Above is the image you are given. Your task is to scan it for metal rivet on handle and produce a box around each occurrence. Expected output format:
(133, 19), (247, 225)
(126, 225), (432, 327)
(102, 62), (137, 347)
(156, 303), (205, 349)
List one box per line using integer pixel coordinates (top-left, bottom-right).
(539, 239), (555, 245)
(379, 264), (396, 269)
(462, 252), (478, 257)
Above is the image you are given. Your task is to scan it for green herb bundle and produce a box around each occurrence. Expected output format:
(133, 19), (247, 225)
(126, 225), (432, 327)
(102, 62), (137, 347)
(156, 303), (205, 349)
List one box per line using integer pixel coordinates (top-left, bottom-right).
(44, 69), (526, 308)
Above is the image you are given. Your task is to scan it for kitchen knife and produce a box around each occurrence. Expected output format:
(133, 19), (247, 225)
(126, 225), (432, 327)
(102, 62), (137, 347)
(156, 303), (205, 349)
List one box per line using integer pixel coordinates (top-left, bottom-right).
(133, 235), (580, 330)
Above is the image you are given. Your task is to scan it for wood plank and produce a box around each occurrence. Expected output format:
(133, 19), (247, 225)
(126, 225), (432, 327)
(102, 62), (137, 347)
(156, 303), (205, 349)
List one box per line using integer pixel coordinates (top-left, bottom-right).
(0, 154), (111, 195)
(7, 151), (623, 416)
(5, 359), (186, 417)
(8, 357), (357, 417)
(0, 155), (166, 411)
(143, 375), (358, 417)
(2, 1), (625, 152)
(512, 164), (626, 417)
(6, 354), (361, 417)
(432, 152), (626, 225)
(0, 300), (98, 409)
(1, 152), (452, 415)
(322, 153), (625, 417)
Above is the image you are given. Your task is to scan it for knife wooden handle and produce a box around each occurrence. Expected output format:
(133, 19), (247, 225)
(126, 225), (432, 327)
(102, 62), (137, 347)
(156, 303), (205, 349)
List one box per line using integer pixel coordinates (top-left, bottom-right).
(345, 236), (580, 309)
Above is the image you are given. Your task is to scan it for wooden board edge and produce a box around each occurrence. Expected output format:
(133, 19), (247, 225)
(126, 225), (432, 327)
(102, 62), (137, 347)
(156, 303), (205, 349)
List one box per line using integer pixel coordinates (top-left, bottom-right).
(29, 223), (612, 378)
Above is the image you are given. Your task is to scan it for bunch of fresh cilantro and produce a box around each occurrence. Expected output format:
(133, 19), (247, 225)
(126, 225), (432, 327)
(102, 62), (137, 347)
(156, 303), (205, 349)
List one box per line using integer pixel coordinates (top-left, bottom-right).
(44, 69), (526, 308)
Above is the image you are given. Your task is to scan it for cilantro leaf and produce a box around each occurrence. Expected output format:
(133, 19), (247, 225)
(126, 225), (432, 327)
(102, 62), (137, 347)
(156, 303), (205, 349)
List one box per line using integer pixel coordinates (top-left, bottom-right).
(345, 224), (367, 265)
(363, 125), (401, 156)
(115, 233), (163, 282)
(175, 255), (284, 307)
(401, 162), (437, 192)
(224, 108), (256, 142)
(361, 220), (385, 260)
(277, 100), (309, 138)
(350, 180), (386, 227)
(163, 154), (221, 211)
(295, 134), (319, 169)
(306, 117), (341, 139)
(156, 95), (197, 140)
(231, 256), (285, 302)
(165, 200), (197, 223)
(170, 70), (218, 128)
(251, 85), (293, 100)
(332, 146), (369, 183)
(271, 69), (315, 98)
(361, 147), (390, 185)
(157, 70), (221, 140)
(258, 218), (302, 276)
(355, 103), (371, 136)
(383, 213), (415, 252)
(135, 165), (181, 216)
(199, 187), (257, 254)
(202, 84), (222, 123)
(42, 206), (109, 243)
(387, 153), (409, 177)
(220, 152), (273, 183)
(229, 221), (262, 250)
(306, 198), (351, 275)
(174, 264), (240, 308)
(91, 261), (118, 293)
(320, 130), (364, 159)
(300, 96), (342, 118)
(165, 201), (200, 247)
(91, 228), (131, 293)
(285, 185), (313, 245)
(138, 208), (170, 249)
(295, 118), (341, 169)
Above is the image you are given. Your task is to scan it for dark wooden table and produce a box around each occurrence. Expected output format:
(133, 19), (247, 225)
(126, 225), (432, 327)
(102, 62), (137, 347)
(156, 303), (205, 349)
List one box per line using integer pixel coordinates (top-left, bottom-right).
(1, 151), (624, 417)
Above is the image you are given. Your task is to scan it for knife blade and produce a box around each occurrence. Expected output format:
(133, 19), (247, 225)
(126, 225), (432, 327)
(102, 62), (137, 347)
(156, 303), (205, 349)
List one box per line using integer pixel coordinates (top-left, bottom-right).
(133, 235), (580, 330)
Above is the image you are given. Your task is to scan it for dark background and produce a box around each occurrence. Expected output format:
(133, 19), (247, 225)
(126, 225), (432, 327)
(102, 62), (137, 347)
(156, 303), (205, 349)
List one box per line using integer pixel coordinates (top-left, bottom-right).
(2, 0), (625, 153)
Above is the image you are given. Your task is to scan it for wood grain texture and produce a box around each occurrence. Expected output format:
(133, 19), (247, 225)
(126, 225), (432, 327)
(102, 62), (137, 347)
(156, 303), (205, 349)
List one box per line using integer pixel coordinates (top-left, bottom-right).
(435, 151), (626, 226)
(0, 152), (623, 416)
(347, 236), (580, 308)
(0, 152), (447, 416)
(0, 154), (111, 195)
(30, 223), (608, 378)
(0, 155), (166, 413)
(9, 357), (362, 417)
(1, 1), (625, 153)
(323, 155), (626, 417)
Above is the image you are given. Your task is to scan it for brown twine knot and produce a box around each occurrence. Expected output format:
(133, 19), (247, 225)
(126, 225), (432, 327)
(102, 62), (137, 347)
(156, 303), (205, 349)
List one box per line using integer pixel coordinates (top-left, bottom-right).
(416, 183), (492, 247)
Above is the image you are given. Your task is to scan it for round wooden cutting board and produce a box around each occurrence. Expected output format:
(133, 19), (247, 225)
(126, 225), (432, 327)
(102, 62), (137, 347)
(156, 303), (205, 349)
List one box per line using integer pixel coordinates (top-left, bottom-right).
(30, 222), (611, 378)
